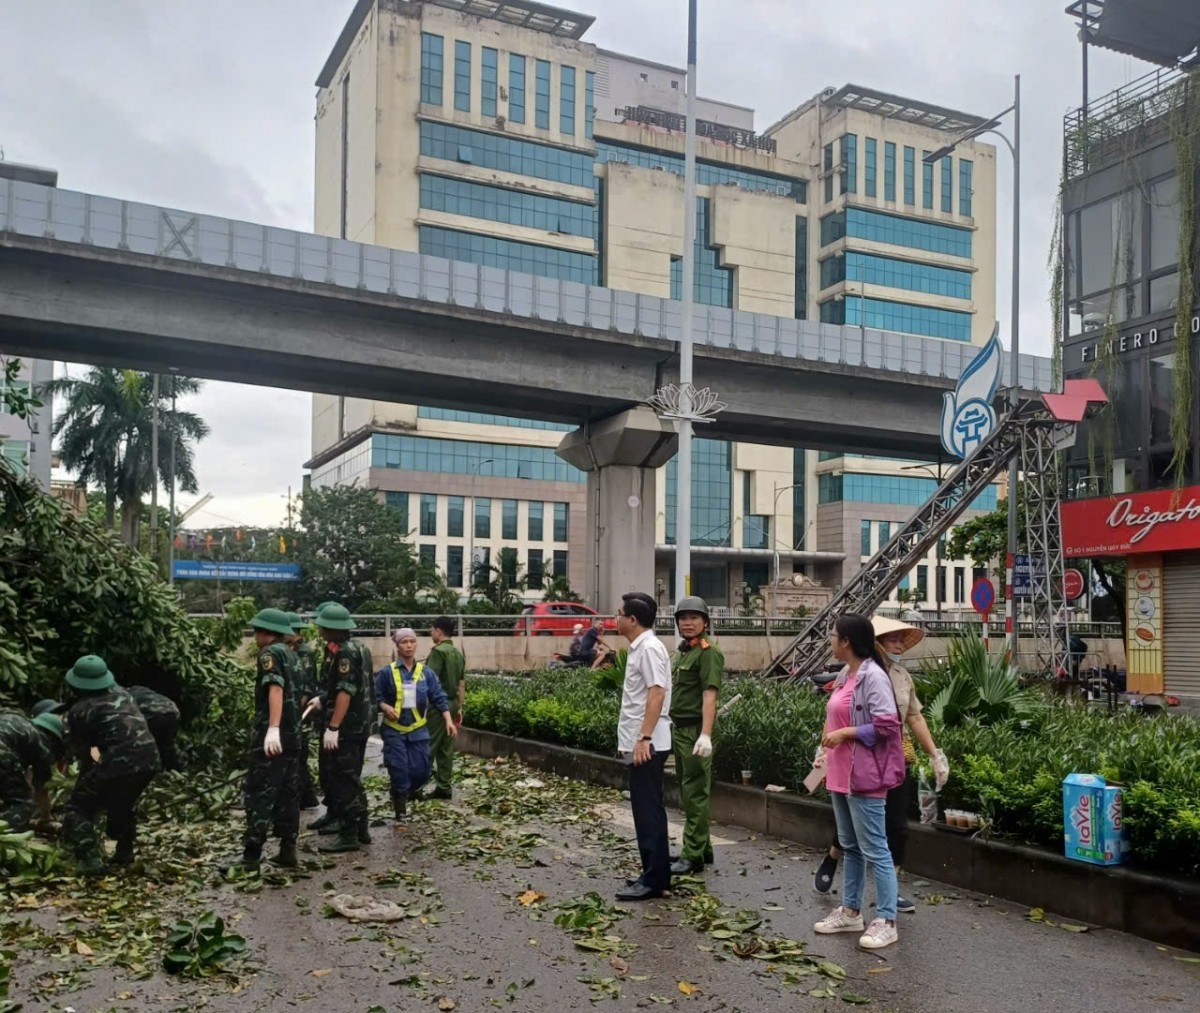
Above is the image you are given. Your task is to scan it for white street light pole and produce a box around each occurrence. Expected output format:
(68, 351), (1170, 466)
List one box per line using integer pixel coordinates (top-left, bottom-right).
(674, 0), (699, 603)
(770, 481), (804, 588)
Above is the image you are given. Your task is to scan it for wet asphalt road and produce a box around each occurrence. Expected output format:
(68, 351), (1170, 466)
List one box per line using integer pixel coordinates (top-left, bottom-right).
(11, 750), (1199, 1013)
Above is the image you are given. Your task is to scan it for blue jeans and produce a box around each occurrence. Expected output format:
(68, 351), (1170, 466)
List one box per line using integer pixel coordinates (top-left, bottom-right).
(830, 791), (898, 921)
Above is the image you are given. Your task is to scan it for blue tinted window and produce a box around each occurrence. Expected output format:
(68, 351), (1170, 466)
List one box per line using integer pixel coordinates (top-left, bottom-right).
(419, 225), (597, 284)
(903, 146), (915, 205)
(597, 140), (806, 202)
(864, 137), (876, 198)
(447, 546), (464, 588)
(454, 41), (471, 112)
(820, 472), (996, 510)
(842, 134), (857, 195)
(385, 491), (409, 531)
(535, 59), (551, 129)
(475, 498), (491, 538)
(941, 156), (953, 213)
(879, 520), (891, 545)
(420, 493), (438, 536)
(585, 70), (595, 140)
(508, 54), (526, 123)
(922, 151), (934, 209)
(884, 142), (896, 202)
(665, 439), (732, 546)
(838, 296), (972, 341)
(481, 47), (498, 117)
(419, 122), (594, 187)
(861, 519), (871, 556)
(959, 159), (973, 217)
(820, 209), (972, 258)
(448, 495), (464, 537)
(553, 502), (569, 541)
(795, 216), (808, 319)
(420, 33), (444, 105)
(502, 499), (518, 539)
(417, 407), (573, 430)
(670, 198), (733, 307)
(820, 252), (971, 299)
(372, 434), (586, 482)
(560, 65), (575, 135)
(528, 501), (544, 541)
(553, 550), (568, 578)
(419, 174), (596, 238)
(527, 548), (543, 588)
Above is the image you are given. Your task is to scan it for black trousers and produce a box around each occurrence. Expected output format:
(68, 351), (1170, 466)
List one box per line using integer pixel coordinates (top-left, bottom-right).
(628, 748), (670, 892)
(829, 772), (913, 867)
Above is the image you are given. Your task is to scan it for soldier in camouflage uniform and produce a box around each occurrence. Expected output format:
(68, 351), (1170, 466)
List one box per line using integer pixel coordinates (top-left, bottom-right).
(61, 656), (161, 875)
(222, 608), (303, 873)
(307, 602), (339, 831)
(0, 711), (65, 832)
(287, 612), (321, 809)
(315, 604), (374, 853)
(126, 686), (182, 772)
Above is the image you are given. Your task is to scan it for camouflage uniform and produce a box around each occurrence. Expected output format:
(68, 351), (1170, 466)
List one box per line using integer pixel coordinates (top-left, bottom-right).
(242, 640), (302, 858)
(319, 631), (374, 850)
(128, 686), (182, 772)
(293, 639), (320, 807)
(62, 666), (161, 871)
(0, 712), (55, 831)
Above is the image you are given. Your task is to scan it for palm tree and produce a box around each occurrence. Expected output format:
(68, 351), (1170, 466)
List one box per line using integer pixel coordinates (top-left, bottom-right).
(45, 368), (209, 545)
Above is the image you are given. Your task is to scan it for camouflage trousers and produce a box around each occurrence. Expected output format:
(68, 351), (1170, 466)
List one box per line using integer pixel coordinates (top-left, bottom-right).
(243, 751), (300, 848)
(296, 730), (319, 806)
(146, 713), (182, 772)
(0, 768), (35, 832)
(62, 767), (156, 863)
(323, 737), (368, 830)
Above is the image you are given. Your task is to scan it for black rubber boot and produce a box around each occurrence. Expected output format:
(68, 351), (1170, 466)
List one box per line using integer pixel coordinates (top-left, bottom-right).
(317, 827), (360, 854)
(307, 812), (336, 831)
(273, 838), (299, 868)
(316, 820), (344, 837)
(392, 795), (407, 828)
(110, 840), (135, 867)
(358, 818), (372, 845)
(219, 841), (263, 874)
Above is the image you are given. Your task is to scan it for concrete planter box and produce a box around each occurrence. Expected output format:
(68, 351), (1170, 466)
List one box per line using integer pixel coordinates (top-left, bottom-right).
(457, 727), (1199, 952)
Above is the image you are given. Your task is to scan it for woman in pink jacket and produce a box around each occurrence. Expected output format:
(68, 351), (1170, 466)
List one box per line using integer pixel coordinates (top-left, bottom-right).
(812, 613), (906, 950)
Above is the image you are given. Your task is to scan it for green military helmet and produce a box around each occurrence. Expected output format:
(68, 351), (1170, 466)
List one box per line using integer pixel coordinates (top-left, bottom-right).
(314, 601), (338, 618)
(31, 698), (64, 718)
(250, 607), (295, 636)
(674, 596), (710, 622)
(288, 611), (309, 632)
(316, 603), (356, 631)
(31, 712), (65, 740)
(65, 654), (116, 691)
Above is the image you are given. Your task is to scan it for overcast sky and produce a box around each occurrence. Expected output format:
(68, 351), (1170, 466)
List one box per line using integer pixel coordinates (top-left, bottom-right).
(3, 0), (1145, 529)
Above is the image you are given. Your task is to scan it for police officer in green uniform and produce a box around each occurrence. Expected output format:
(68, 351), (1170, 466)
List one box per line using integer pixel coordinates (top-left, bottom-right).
(287, 612), (321, 809)
(423, 615), (466, 800)
(668, 596), (723, 876)
(222, 608), (303, 872)
(0, 711), (65, 832)
(61, 656), (161, 875)
(315, 604), (375, 854)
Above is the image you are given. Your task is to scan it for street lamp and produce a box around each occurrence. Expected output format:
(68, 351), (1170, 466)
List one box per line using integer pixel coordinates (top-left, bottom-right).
(902, 461), (945, 622)
(465, 458), (495, 593)
(771, 481), (804, 588)
(925, 73), (1020, 656)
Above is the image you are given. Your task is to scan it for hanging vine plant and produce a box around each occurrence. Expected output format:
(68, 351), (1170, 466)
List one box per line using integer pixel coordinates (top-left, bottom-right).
(1168, 71), (1200, 487)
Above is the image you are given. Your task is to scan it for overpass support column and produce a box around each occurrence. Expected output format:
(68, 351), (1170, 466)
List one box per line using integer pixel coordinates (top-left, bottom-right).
(557, 407), (678, 611)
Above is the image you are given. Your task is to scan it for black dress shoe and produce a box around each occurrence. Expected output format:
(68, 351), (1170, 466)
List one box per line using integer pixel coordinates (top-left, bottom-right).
(615, 883), (665, 902)
(670, 857), (704, 876)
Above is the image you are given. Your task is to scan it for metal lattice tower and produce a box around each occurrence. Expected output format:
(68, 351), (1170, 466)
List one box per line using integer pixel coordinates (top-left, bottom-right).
(760, 391), (1103, 681)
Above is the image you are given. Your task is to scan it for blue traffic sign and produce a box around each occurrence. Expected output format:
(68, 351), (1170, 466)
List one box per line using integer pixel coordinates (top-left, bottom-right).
(172, 561), (300, 582)
(970, 577), (996, 616)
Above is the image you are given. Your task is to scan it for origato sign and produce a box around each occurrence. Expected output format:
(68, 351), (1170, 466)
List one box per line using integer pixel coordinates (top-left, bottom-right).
(1062, 485), (1200, 557)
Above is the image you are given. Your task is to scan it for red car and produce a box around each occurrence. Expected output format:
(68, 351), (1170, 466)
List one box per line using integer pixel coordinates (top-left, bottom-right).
(513, 602), (618, 636)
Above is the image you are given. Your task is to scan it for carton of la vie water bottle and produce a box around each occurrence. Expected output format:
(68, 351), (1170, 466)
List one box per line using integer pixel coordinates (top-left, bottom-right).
(1061, 773), (1129, 867)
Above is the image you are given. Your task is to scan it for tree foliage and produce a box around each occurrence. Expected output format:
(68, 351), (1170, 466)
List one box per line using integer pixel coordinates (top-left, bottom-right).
(45, 368), (209, 545)
(290, 485), (433, 611)
(944, 497), (1025, 571)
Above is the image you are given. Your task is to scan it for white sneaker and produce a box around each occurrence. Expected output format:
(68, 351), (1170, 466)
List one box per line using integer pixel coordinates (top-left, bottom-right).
(859, 918), (898, 949)
(814, 906), (865, 934)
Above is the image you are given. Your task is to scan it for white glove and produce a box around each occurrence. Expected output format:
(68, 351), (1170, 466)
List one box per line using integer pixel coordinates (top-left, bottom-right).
(933, 749), (950, 791)
(692, 734), (713, 758)
(323, 727), (340, 751)
(263, 726), (282, 757)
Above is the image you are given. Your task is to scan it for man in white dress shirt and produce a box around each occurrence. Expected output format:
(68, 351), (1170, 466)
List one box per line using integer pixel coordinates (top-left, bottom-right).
(614, 591), (673, 901)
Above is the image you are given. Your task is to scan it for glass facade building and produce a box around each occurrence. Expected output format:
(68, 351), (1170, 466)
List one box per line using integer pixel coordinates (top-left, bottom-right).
(419, 174), (596, 238)
(670, 198), (733, 307)
(820, 208), (972, 258)
(418, 226), (597, 283)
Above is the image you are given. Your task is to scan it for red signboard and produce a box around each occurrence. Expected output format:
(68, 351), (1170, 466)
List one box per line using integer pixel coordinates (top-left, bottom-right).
(1061, 485), (1200, 558)
(1062, 568), (1086, 601)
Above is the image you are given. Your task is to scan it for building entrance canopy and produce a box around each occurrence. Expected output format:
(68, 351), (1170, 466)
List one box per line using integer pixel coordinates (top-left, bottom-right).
(1069, 0), (1200, 67)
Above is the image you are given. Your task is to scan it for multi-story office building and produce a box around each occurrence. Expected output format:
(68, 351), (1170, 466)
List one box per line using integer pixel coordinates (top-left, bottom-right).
(1058, 1), (1200, 701)
(306, 0), (1000, 607)
(0, 161), (56, 491)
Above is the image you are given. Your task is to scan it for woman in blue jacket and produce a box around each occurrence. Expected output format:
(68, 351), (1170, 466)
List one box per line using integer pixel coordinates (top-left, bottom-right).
(374, 627), (457, 827)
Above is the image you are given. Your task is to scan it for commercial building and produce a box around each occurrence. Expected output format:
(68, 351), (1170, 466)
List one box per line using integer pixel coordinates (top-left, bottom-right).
(0, 160), (56, 491)
(1059, 1), (1200, 700)
(306, 0), (1000, 607)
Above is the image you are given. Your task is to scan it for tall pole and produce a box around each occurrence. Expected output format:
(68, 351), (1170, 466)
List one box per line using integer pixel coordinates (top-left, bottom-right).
(150, 373), (160, 565)
(1081, 5), (1089, 139)
(674, 0), (698, 602)
(167, 378), (177, 586)
(1006, 74), (1021, 661)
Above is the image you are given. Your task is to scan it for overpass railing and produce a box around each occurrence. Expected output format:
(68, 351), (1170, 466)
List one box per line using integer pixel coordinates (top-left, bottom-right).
(0, 177), (1053, 390)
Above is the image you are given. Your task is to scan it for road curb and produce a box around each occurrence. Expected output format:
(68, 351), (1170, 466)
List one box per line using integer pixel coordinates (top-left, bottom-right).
(457, 726), (1199, 951)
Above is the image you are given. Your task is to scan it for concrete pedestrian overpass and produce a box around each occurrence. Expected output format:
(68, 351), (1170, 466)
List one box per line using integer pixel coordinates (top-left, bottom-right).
(0, 178), (1053, 603)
